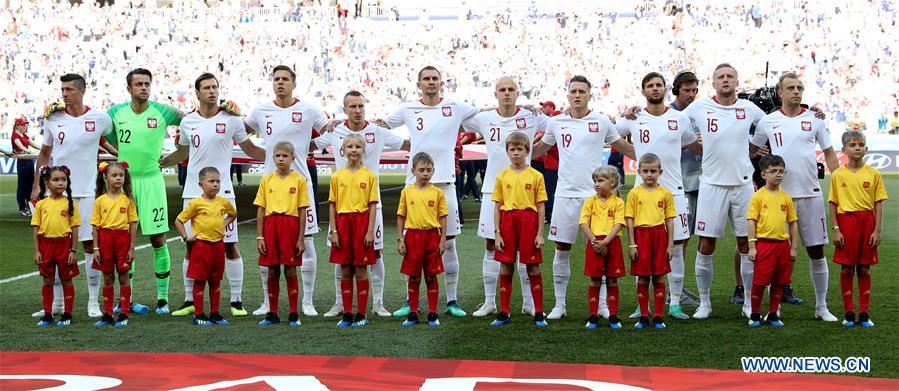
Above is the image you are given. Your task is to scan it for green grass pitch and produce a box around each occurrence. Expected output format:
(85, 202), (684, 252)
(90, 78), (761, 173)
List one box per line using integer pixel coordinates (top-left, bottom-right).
(0, 173), (896, 378)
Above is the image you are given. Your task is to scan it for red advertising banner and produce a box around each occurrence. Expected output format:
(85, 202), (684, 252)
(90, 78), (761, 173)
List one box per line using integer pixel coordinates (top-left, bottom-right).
(1, 352), (896, 390)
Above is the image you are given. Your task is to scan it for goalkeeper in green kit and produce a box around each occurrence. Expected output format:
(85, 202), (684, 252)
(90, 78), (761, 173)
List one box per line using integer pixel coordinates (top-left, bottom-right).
(102, 68), (185, 314)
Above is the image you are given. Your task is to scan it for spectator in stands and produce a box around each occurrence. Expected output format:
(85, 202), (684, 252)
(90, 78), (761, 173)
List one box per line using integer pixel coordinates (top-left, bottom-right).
(890, 111), (899, 135)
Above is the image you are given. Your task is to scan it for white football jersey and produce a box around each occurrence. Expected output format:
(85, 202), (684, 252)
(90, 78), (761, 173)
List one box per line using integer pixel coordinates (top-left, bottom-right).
(178, 110), (248, 199)
(313, 121), (404, 177)
(751, 109), (831, 198)
(245, 99), (329, 178)
(684, 97), (765, 186)
(42, 108), (113, 197)
(615, 108), (696, 195)
(384, 97), (479, 185)
(541, 111), (621, 198)
(462, 109), (549, 193)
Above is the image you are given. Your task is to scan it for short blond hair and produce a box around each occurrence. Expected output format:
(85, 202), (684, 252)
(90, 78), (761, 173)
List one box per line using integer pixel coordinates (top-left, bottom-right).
(505, 132), (531, 152)
(592, 166), (620, 189)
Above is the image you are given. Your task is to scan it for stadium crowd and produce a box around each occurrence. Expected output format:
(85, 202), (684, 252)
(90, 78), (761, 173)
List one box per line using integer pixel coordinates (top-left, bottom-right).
(2, 0), (897, 135)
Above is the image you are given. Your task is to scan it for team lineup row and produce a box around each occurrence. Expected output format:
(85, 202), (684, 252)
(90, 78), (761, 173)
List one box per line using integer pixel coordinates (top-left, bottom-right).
(28, 63), (886, 329)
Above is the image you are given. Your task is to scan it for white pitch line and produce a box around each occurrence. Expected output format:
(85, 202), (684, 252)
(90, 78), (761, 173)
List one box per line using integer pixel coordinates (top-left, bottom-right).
(0, 218), (257, 285)
(0, 184), (406, 285)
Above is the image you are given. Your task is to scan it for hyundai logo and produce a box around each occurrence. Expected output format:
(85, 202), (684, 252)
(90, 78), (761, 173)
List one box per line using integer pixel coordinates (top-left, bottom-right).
(863, 153), (892, 170)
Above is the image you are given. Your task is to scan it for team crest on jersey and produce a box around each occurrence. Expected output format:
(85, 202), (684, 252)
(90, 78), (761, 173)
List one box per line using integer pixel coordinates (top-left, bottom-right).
(60, 210), (68, 217)
(588, 122), (599, 133)
(668, 120), (678, 131)
(292, 112), (303, 123)
(216, 123), (226, 134)
(550, 226), (557, 235)
(119, 207), (127, 214)
(147, 118), (158, 128)
(365, 132), (376, 144)
(735, 109), (746, 120)
(801, 121), (812, 131)
(781, 204), (787, 211)
(525, 184), (532, 190)
(516, 118), (527, 129)
(657, 201), (664, 208)
(607, 210), (614, 217)
(442, 106), (452, 117)
(290, 187), (297, 194)
(84, 121), (96, 132)
(428, 200), (435, 207)
(360, 182), (367, 189)
(697, 221), (706, 231)
(863, 181), (870, 188)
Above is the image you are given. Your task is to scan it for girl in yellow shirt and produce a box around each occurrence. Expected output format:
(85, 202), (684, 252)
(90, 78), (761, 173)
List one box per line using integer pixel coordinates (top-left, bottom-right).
(91, 162), (138, 327)
(31, 165), (80, 327)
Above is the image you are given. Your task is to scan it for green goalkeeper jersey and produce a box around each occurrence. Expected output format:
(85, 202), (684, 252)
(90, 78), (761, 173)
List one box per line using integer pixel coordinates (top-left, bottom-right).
(106, 101), (182, 177)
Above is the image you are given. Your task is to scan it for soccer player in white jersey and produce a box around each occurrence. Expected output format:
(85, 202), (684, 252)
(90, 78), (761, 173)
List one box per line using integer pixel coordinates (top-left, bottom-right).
(32, 73), (117, 318)
(244, 65), (334, 316)
(462, 76), (549, 317)
(615, 72), (702, 320)
(683, 63), (766, 319)
(532, 75), (635, 320)
(314, 91), (409, 318)
(750, 73), (840, 321)
(381, 65), (481, 317)
(160, 73), (266, 318)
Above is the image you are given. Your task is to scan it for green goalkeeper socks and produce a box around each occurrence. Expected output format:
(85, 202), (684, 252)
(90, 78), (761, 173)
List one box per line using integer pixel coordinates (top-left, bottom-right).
(153, 245), (171, 301)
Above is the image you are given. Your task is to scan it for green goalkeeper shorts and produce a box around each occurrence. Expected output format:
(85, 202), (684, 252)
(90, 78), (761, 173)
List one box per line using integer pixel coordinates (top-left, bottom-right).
(132, 174), (170, 236)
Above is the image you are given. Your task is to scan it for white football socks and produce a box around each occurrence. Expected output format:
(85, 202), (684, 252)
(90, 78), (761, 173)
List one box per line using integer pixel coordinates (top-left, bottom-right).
(443, 239), (459, 302)
(668, 244), (685, 306)
(182, 258), (193, 302)
(300, 237), (317, 306)
(225, 257), (244, 302)
(333, 264), (342, 305)
(695, 252), (714, 306)
(810, 257), (830, 309)
(482, 249), (499, 306)
(258, 266), (269, 306)
(517, 261), (533, 306)
(84, 252), (100, 303)
(552, 249), (571, 309)
(370, 255), (386, 304)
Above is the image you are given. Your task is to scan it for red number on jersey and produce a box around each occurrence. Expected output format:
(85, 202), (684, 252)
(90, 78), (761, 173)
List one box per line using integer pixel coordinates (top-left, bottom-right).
(706, 118), (718, 133)
(416, 118), (424, 131)
(561, 133), (573, 148)
(639, 129), (650, 143)
(490, 127), (500, 142)
(265, 122), (273, 135)
(773, 132), (783, 147)
(57, 131), (65, 145)
(191, 134), (201, 148)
